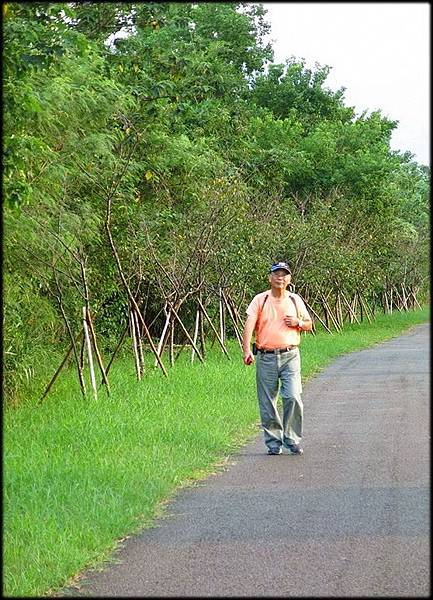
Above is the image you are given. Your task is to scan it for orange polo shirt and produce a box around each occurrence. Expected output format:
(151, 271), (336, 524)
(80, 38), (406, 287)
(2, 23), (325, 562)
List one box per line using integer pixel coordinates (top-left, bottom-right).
(246, 290), (311, 350)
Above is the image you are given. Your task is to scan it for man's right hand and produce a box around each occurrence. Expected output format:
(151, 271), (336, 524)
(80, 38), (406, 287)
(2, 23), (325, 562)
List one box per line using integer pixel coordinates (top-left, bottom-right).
(243, 352), (254, 365)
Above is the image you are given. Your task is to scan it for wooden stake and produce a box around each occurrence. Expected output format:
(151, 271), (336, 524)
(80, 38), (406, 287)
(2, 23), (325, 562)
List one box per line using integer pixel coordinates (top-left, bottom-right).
(336, 292), (344, 327)
(155, 306), (172, 366)
(197, 297), (230, 358)
(83, 307), (97, 398)
(356, 291), (372, 324)
(132, 308), (145, 376)
(130, 309), (141, 380)
(198, 292), (206, 357)
(394, 286), (405, 312)
(79, 328), (86, 387)
(303, 299), (333, 334)
(340, 291), (360, 324)
(199, 306), (206, 357)
(191, 308), (200, 363)
(320, 297), (330, 330)
(39, 330), (83, 404)
(221, 290), (242, 348)
(104, 322), (129, 380)
(400, 283), (409, 311)
(226, 293), (244, 331)
(321, 295), (342, 332)
(166, 299), (204, 363)
(219, 289), (225, 346)
(409, 290), (422, 309)
(86, 309), (110, 393)
(169, 319), (175, 367)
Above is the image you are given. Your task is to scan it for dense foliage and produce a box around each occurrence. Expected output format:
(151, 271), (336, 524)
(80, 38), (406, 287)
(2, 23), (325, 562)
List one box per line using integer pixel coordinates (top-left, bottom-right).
(3, 2), (430, 403)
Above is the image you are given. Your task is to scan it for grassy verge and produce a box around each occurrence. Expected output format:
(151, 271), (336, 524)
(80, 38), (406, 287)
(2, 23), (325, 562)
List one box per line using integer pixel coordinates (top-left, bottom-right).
(3, 306), (429, 597)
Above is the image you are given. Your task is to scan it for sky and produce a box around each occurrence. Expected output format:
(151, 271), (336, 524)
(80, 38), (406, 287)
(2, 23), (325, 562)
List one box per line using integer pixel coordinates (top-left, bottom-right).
(260, 2), (430, 165)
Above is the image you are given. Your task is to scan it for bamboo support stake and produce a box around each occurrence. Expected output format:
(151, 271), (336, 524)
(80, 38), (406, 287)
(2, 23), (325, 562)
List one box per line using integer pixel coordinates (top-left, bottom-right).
(130, 309), (141, 380)
(132, 309), (142, 379)
(199, 307), (206, 357)
(86, 309), (110, 393)
(104, 322), (129, 381)
(197, 297), (230, 358)
(334, 292), (340, 326)
(53, 277), (86, 397)
(357, 292), (372, 323)
(336, 292), (344, 327)
(321, 296), (342, 332)
(191, 308), (200, 363)
(397, 288), (405, 311)
(198, 293), (206, 357)
(407, 291), (414, 310)
(166, 300), (204, 363)
(381, 290), (387, 314)
(132, 308), (145, 376)
(147, 306), (165, 333)
(79, 328), (86, 382)
(236, 285), (247, 316)
(303, 299), (332, 334)
(225, 302), (243, 347)
(340, 291), (360, 324)
(39, 330), (83, 404)
(219, 289), (225, 346)
(169, 319), (175, 367)
(349, 294), (357, 321)
(39, 344), (73, 403)
(155, 305), (171, 366)
(320, 297), (330, 330)
(221, 290), (242, 348)
(226, 293), (244, 331)
(410, 290), (422, 309)
(83, 307), (97, 398)
(400, 283), (409, 310)
(355, 290), (364, 323)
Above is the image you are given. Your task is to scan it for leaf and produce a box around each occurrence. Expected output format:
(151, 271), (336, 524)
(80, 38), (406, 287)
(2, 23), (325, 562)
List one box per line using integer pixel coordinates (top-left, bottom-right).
(145, 170), (154, 181)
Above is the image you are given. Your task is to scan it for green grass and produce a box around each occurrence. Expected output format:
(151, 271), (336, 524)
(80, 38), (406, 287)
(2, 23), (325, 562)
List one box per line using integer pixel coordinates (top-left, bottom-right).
(3, 306), (429, 597)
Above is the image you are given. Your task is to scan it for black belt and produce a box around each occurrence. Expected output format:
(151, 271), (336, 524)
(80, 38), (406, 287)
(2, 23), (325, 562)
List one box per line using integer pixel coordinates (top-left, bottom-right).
(258, 346), (298, 354)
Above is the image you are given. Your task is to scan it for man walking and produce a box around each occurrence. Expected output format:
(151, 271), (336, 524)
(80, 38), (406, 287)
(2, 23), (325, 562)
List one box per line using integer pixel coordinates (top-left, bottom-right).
(242, 262), (312, 455)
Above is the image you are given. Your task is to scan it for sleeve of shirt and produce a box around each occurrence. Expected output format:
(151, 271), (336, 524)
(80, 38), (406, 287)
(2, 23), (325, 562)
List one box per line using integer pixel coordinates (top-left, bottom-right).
(246, 294), (261, 319)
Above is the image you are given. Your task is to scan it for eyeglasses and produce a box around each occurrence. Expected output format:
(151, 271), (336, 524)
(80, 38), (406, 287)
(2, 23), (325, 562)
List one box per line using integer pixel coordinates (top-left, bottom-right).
(271, 271), (290, 278)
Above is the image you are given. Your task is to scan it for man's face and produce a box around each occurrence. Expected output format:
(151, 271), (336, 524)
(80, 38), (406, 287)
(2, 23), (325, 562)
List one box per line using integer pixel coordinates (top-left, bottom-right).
(269, 269), (291, 288)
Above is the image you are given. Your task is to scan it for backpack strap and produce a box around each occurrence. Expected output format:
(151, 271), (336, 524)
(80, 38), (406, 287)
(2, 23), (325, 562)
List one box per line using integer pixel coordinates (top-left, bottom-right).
(254, 294), (269, 337)
(288, 293), (299, 318)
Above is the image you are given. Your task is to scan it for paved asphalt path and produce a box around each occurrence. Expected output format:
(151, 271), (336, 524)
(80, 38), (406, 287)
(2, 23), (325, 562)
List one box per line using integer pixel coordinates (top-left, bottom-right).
(62, 323), (430, 597)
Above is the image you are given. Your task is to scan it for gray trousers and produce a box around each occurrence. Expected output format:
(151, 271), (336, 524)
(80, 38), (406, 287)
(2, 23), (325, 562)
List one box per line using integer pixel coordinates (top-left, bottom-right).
(256, 348), (303, 449)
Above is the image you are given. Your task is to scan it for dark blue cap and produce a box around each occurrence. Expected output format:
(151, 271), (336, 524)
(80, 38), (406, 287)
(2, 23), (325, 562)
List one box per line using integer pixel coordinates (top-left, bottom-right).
(270, 261), (291, 274)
